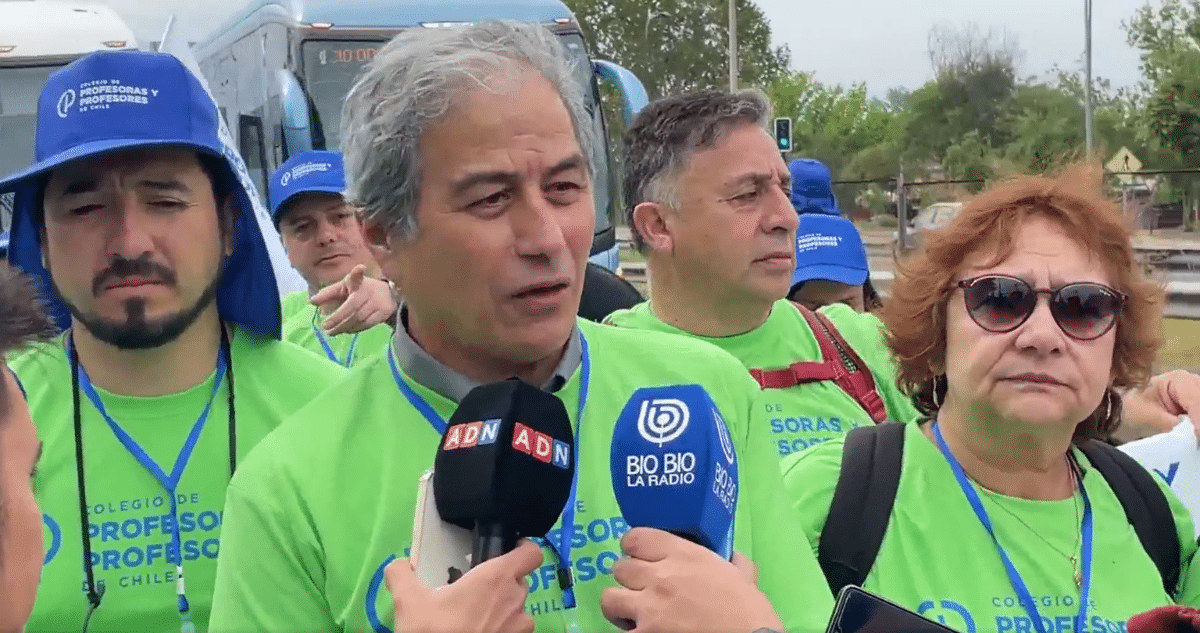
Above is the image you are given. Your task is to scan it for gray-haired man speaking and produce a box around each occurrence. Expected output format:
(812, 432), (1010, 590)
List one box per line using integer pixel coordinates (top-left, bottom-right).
(208, 20), (833, 633)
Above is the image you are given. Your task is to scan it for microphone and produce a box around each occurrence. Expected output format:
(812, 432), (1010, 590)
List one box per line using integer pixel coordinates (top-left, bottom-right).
(433, 379), (576, 567)
(610, 384), (739, 559)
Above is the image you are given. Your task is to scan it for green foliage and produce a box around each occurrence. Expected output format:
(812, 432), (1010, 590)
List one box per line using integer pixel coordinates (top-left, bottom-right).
(565, 0), (790, 100)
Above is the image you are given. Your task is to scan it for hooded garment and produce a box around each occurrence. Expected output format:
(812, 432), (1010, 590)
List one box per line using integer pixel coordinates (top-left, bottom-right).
(790, 158), (841, 216)
(0, 50), (282, 339)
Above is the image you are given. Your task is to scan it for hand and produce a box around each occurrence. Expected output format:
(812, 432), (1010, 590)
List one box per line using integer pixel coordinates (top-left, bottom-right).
(1120, 370), (1200, 435)
(600, 527), (785, 633)
(386, 540), (542, 633)
(309, 264), (398, 335)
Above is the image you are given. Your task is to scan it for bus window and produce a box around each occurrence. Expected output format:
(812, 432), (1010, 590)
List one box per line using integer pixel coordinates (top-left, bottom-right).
(0, 65), (61, 178)
(238, 114), (269, 201)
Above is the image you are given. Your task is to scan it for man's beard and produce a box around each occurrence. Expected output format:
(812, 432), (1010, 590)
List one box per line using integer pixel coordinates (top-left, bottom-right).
(55, 256), (225, 350)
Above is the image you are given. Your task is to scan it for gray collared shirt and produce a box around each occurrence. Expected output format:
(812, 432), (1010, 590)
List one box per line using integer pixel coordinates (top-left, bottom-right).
(391, 306), (583, 402)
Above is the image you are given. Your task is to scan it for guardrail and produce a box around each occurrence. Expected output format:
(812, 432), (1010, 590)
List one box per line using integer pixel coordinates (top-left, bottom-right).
(616, 266), (1200, 320)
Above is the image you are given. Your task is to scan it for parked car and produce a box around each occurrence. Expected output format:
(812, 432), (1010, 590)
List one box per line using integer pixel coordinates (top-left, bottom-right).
(892, 202), (963, 252)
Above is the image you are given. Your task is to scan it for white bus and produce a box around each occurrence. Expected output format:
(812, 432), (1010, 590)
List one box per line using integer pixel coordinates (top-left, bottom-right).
(193, 0), (649, 272)
(0, 0), (139, 231)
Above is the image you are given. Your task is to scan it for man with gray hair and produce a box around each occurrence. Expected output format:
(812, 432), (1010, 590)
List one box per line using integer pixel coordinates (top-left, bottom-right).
(209, 20), (833, 633)
(606, 89), (920, 460)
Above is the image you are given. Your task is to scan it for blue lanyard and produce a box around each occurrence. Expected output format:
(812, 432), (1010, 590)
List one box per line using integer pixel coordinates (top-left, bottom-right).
(69, 335), (228, 630)
(387, 332), (590, 610)
(312, 311), (359, 367)
(933, 422), (1093, 633)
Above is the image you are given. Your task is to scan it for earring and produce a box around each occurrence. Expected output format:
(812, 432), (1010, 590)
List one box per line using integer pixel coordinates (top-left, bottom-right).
(1104, 388), (1112, 422)
(932, 376), (942, 409)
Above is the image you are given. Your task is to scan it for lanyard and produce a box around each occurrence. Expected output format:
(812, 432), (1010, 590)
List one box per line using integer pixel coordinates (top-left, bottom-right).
(312, 309), (359, 367)
(387, 332), (590, 611)
(69, 334), (228, 632)
(933, 422), (1093, 633)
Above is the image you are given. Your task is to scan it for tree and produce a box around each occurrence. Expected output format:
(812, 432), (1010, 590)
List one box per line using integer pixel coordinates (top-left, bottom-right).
(1146, 49), (1200, 161)
(898, 24), (1021, 166)
(1125, 0), (1200, 86)
(566, 0), (791, 100)
(1125, 0), (1200, 227)
(766, 72), (896, 175)
(1002, 83), (1085, 173)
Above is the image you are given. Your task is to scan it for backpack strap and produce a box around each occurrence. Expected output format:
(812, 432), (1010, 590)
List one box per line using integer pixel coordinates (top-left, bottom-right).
(748, 360), (840, 389)
(818, 422), (906, 594)
(747, 304), (889, 423)
(1076, 440), (1180, 597)
(794, 303), (889, 424)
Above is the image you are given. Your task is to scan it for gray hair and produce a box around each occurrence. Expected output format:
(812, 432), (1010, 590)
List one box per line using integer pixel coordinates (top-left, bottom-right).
(622, 89), (772, 252)
(340, 20), (596, 239)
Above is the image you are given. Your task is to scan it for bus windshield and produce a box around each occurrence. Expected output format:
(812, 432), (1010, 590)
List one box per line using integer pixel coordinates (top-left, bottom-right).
(300, 32), (613, 237)
(300, 40), (382, 152)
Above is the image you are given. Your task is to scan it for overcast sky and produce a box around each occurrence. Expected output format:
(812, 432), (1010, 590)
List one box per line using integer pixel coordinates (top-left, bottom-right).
(101, 0), (1154, 96)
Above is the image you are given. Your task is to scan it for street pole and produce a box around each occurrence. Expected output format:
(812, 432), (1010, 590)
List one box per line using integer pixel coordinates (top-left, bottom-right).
(728, 0), (738, 91)
(1084, 0), (1095, 157)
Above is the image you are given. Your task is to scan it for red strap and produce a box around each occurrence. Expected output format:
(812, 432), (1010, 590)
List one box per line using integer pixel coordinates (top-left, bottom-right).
(746, 303), (889, 424)
(749, 360), (838, 389)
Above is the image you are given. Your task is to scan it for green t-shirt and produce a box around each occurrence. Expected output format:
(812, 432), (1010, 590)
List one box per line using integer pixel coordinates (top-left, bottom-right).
(281, 289), (394, 368)
(605, 300), (919, 458)
(208, 319), (835, 633)
(782, 423), (1199, 633)
(14, 325), (344, 633)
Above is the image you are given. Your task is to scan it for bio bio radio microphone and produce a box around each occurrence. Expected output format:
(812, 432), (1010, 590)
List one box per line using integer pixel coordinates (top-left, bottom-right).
(610, 384), (739, 559)
(433, 379), (576, 567)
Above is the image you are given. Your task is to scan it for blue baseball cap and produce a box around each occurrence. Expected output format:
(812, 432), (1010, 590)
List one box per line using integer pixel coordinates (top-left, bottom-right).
(789, 158), (840, 216)
(792, 213), (868, 287)
(268, 150), (346, 227)
(0, 51), (281, 339)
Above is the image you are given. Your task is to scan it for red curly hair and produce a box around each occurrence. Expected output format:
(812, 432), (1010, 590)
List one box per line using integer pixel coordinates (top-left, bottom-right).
(881, 165), (1165, 440)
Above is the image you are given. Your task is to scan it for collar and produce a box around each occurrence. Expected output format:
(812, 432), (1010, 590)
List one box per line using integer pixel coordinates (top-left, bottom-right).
(391, 305), (583, 403)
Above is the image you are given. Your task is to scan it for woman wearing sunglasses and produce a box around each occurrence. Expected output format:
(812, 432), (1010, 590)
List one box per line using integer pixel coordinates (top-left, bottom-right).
(784, 168), (1200, 631)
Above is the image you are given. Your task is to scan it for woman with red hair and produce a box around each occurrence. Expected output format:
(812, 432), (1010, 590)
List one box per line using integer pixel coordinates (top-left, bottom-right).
(784, 166), (1200, 631)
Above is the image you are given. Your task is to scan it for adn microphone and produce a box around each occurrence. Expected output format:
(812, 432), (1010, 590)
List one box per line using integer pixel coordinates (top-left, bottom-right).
(610, 384), (739, 559)
(433, 379), (576, 567)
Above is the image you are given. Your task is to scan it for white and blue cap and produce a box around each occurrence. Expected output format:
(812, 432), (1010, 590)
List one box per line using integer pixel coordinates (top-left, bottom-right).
(0, 50), (281, 338)
(268, 150), (345, 228)
(792, 213), (869, 288)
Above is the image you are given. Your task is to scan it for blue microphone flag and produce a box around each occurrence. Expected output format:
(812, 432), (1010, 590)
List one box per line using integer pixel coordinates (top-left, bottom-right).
(610, 384), (738, 559)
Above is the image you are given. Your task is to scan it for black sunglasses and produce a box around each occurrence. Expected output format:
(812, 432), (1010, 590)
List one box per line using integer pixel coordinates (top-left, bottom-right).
(955, 274), (1127, 341)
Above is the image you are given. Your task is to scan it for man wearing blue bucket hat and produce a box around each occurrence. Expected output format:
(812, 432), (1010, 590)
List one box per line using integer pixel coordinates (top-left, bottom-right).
(1, 51), (343, 633)
(269, 150), (395, 367)
(787, 213), (881, 313)
(788, 158), (840, 216)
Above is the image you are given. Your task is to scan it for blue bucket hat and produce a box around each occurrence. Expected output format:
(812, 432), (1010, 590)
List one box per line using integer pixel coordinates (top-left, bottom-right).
(792, 213), (868, 288)
(0, 51), (281, 339)
(789, 158), (840, 216)
(268, 150), (346, 228)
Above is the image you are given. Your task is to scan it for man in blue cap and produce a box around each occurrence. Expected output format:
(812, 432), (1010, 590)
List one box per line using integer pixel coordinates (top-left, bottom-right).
(787, 213), (880, 313)
(269, 150), (396, 367)
(0, 50), (343, 633)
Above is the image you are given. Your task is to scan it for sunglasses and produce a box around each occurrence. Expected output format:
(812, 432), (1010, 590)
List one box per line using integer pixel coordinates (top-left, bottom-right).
(955, 274), (1126, 341)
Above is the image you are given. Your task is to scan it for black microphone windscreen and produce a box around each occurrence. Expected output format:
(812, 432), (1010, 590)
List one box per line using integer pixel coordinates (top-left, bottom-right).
(433, 379), (575, 540)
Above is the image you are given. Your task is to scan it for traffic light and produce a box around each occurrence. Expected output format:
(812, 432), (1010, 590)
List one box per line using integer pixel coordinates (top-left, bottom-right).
(774, 117), (792, 152)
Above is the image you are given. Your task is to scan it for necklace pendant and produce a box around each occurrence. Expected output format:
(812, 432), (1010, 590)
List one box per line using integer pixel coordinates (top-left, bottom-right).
(1072, 557), (1081, 587)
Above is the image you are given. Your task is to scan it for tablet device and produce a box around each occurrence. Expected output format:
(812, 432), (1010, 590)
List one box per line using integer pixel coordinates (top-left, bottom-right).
(410, 470), (473, 588)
